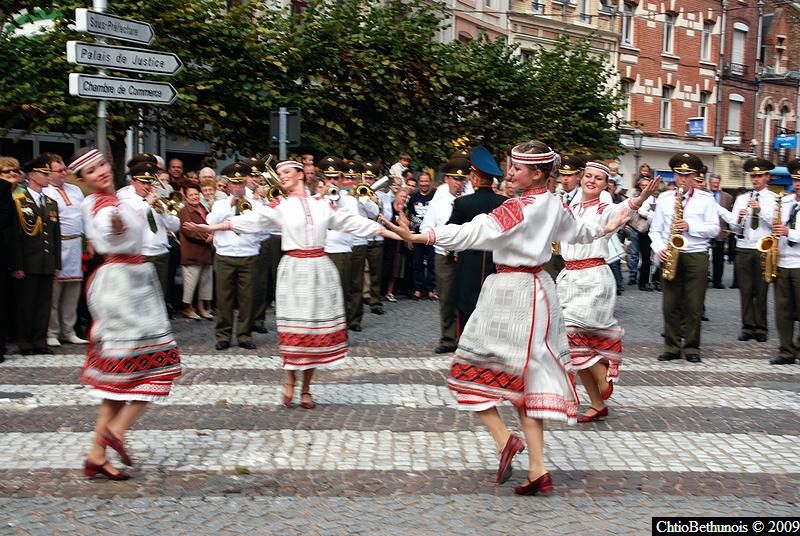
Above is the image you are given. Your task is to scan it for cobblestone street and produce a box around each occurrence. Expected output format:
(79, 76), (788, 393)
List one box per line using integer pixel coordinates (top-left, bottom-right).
(1, 275), (798, 535)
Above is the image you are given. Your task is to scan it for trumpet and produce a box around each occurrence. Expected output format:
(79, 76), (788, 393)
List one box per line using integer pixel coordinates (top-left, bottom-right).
(326, 185), (340, 202)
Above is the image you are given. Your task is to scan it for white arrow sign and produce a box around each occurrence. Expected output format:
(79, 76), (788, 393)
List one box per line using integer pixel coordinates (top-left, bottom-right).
(69, 73), (177, 105)
(67, 41), (182, 75)
(74, 8), (154, 45)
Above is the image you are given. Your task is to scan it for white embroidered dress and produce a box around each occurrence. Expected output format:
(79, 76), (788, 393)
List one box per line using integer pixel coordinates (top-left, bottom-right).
(427, 187), (606, 423)
(230, 193), (382, 369)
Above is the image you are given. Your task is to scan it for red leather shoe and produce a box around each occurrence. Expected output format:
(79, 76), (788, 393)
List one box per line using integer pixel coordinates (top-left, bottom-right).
(101, 427), (133, 466)
(84, 459), (130, 481)
(281, 384), (294, 408)
(496, 433), (525, 484)
(300, 392), (316, 410)
(577, 407), (609, 423)
(514, 472), (553, 496)
(600, 381), (614, 401)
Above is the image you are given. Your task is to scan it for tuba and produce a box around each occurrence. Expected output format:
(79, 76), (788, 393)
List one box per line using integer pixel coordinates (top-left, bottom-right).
(661, 187), (687, 281)
(757, 198), (780, 283)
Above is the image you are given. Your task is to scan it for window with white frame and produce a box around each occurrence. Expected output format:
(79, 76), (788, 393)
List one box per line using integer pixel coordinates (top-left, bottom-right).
(532, 0), (543, 14)
(661, 86), (673, 130)
(728, 95), (743, 134)
(731, 24), (748, 67)
(621, 80), (633, 123)
(580, 0), (590, 22)
(622, 4), (634, 45)
(698, 91), (710, 133)
(663, 14), (675, 54)
(701, 22), (713, 61)
(762, 104), (774, 158)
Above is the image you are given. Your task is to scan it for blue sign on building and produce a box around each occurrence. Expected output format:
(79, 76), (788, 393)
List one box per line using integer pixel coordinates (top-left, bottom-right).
(687, 117), (705, 137)
(774, 134), (799, 149)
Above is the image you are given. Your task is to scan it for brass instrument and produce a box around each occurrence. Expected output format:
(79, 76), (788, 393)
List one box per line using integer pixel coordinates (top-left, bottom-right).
(238, 199), (252, 214)
(552, 188), (565, 256)
(757, 198), (780, 283)
(354, 176), (390, 201)
(155, 192), (185, 216)
(661, 187), (687, 281)
(261, 156), (287, 200)
(326, 185), (340, 202)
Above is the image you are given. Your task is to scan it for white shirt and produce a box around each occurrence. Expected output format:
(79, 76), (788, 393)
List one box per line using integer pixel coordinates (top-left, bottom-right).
(732, 188), (778, 250)
(778, 195), (800, 269)
(649, 188), (720, 255)
(389, 162), (407, 179)
(117, 185), (180, 257)
(81, 194), (144, 255)
(352, 197), (380, 247)
(568, 188), (613, 207)
(325, 193), (358, 254)
(421, 189), (457, 255)
(44, 183), (84, 236)
(560, 198), (636, 262)
(207, 196), (262, 257)
(428, 188), (605, 267)
(244, 187), (271, 242)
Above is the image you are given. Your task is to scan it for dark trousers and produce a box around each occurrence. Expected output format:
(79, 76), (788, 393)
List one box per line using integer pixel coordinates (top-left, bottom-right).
(145, 252), (170, 302)
(637, 232), (652, 288)
(0, 272), (10, 354)
(413, 244), (436, 293)
(662, 252), (708, 356)
(628, 231), (640, 283)
(735, 248), (769, 336)
(251, 238), (272, 328)
(214, 254), (257, 343)
(728, 234), (739, 287)
(167, 237), (180, 310)
(711, 240), (726, 286)
(435, 254), (457, 346)
(366, 241), (383, 309)
(14, 273), (53, 351)
(543, 254), (564, 282)
(349, 245), (368, 328)
(775, 267), (800, 358)
(328, 252), (352, 325)
(609, 260), (623, 292)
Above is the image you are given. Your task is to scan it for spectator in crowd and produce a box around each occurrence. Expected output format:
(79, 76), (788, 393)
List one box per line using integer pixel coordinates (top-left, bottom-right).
(167, 158), (185, 189)
(304, 163), (317, 182)
(200, 178), (218, 211)
(0, 158), (16, 362)
(216, 177), (228, 195)
(639, 163), (653, 178)
(300, 153), (315, 166)
(403, 169), (416, 190)
(383, 188), (412, 301)
(178, 185), (214, 320)
(0, 157), (24, 195)
(708, 173), (734, 289)
(408, 171), (437, 300)
(389, 152), (411, 180)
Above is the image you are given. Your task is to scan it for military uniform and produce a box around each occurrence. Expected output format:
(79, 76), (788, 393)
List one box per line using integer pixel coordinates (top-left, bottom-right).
(6, 157), (61, 354)
(0, 178), (15, 361)
(732, 158), (777, 342)
(346, 161), (379, 331)
(362, 161), (388, 316)
(544, 155), (584, 280)
(243, 157), (272, 333)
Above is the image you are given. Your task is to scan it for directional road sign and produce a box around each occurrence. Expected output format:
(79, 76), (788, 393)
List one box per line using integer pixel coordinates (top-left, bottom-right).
(74, 8), (155, 45)
(67, 41), (182, 75)
(69, 73), (177, 105)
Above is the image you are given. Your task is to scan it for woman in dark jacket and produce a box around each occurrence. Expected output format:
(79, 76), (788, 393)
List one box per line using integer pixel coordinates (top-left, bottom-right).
(179, 185), (214, 319)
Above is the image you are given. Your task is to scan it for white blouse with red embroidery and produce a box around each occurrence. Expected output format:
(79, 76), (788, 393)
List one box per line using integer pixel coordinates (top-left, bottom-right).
(560, 197), (637, 262)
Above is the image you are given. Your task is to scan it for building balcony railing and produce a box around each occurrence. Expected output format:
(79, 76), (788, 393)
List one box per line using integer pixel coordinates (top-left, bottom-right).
(722, 130), (744, 146)
(723, 62), (748, 77)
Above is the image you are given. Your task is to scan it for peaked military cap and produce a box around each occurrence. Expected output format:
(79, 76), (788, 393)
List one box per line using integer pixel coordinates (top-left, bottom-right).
(126, 152), (158, 170)
(441, 157), (471, 178)
(559, 155), (585, 175)
(344, 160), (364, 178)
(129, 162), (158, 183)
(243, 157), (265, 175)
(23, 154), (52, 174)
(742, 157), (774, 174)
(669, 153), (704, 175)
(449, 150), (470, 160)
(786, 159), (800, 179)
(220, 162), (250, 183)
(362, 161), (381, 178)
(319, 156), (345, 177)
(469, 146), (503, 178)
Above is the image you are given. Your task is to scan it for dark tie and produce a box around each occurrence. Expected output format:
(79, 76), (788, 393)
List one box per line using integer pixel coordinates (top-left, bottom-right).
(750, 194), (760, 230)
(788, 204), (799, 247)
(146, 209), (158, 233)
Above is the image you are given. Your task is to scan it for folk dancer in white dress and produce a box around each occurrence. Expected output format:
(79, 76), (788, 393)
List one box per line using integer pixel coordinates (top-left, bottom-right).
(556, 161), (658, 423)
(43, 155), (87, 346)
(185, 160), (402, 410)
(384, 140), (630, 496)
(68, 148), (182, 481)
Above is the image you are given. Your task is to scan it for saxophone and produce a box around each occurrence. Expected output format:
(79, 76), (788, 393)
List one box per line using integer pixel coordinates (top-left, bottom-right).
(757, 198), (780, 283)
(661, 187), (687, 281)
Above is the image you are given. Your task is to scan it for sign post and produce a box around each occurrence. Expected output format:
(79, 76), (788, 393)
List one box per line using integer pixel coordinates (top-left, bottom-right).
(269, 108), (302, 159)
(69, 74), (178, 104)
(67, 41), (182, 75)
(774, 133), (799, 150)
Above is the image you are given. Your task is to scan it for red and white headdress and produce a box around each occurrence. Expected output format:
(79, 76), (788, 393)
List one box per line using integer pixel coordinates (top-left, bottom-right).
(68, 149), (104, 175)
(584, 161), (611, 177)
(511, 146), (556, 166)
(275, 160), (303, 172)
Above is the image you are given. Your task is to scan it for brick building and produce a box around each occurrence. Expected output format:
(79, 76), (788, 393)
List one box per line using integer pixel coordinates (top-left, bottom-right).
(616, 0), (723, 188)
(440, 0), (509, 42)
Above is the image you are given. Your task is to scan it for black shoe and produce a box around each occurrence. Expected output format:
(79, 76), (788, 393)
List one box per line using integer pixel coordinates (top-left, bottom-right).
(628, 280), (637, 286)
(685, 354), (702, 363)
(0, 355), (4, 363)
(19, 348), (34, 356)
(652, 283), (662, 291)
(754, 334), (767, 343)
(215, 341), (231, 351)
(434, 344), (457, 354)
(371, 308), (385, 315)
(616, 289), (623, 296)
(712, 283), (725, 289)
(349, 325), (362, 332)
(769, 355), (797, 365)
(702, 316), (709, 321)
(239, 340), (257, 350)
(737, 333), (754, 341)
(657, 352), (681, 361)
(33, 347), (54, 355)
(730, 283), (739, 289)
(251, 325), (268, 334)
(638, 284), (652, 292)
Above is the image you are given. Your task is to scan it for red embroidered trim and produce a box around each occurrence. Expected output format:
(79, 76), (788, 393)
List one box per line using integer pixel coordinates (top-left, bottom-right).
(448, 362), (525, 393)
(567, 331), (623, 357)
(426, 229), (436, 246)
(92, 193), (118, 215)
(596, 202), (608, 214)
(495, 264), (542, 274)
(105, 254), (145, 264)
(488, 198), (534, 232)
(581, 197), (600, 208)
(564, 258), (605, 270)
(286, 248), (324, 258)
(278, 329), (348, 350)
(81, 346), (182, 387)
(521, 187), (548, 196)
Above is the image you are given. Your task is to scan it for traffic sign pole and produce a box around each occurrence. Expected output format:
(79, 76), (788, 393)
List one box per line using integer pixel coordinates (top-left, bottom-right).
(279, 107), (288, 160)
(94, 0), (108, 157)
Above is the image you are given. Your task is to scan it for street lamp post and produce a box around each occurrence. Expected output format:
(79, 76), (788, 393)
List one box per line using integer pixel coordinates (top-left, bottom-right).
(631, 128), (644, 181)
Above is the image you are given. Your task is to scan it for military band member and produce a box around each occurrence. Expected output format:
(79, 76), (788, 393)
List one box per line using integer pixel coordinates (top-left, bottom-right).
(543, 155), (584, 279)
(43, 154), (86, 346)
(732, 158), (777, 342)
(6, 155), (61, 354)
(770, 159), (800, 365)
(421, 156), (469, 353)
(244, 157), (272, 334)
(117, 162), (181, 304)
(448, 146), (506, 334)
(362, 161), (389, 316)
(0, 174), (13, 362)
(207, 162), (261, 350)
(345, 161), (379, 331)
(649, 153), (719, 363)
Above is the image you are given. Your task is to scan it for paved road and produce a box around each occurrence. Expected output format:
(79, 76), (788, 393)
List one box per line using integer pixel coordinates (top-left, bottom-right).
(1, 271), (797, 535)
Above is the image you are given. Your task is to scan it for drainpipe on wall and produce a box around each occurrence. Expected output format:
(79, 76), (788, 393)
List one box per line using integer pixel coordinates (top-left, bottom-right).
(753, 0), (765, 150)
(714, 0), (728, 148)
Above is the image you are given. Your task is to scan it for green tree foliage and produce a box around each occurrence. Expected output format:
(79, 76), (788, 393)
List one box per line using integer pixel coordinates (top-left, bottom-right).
(0, 0), (623, 170)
